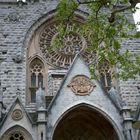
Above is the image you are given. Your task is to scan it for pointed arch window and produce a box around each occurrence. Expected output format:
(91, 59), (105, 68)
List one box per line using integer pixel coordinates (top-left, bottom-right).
(99, 60), (112, 91)
(38, 73), (43, 87)
(29, 58), (44, 103)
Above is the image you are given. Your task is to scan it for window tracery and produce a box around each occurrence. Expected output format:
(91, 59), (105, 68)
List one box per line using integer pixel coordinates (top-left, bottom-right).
(99, 60), (112, 91)
(1, 125), (33, 140)
(39, 23), (95, 68)
(27, 18), (114, 101)
(29, 58), (44, 103)
(9, 132), (24, 140)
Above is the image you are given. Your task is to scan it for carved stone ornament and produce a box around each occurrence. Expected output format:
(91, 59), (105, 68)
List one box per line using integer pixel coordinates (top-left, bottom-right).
(4, 12), (20, 23)
(68, 75), (96, 95)
(12, 47), (23, 63)
(12, 109), (23, 121)
(4, 12), (25, 23)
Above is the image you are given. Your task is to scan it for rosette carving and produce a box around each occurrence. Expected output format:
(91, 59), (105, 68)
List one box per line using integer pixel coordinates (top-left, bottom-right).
(12, 109), (23, 121)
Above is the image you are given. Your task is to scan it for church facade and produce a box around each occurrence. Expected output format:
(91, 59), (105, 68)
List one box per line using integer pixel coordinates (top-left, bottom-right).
(0, 0), (140, 140)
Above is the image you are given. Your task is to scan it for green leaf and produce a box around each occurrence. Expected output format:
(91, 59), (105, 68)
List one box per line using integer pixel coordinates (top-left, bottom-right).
(53, 0), (139, 80)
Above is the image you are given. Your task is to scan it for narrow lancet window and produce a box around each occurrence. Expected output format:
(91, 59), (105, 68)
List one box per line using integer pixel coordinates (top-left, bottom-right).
(38, 73), (43, 87)
(99, 60), (112, 91)
(29, 58), (44, 103)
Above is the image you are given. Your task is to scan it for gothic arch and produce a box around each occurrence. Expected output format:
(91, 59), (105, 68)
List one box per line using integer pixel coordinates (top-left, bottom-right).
(28, 55), (46, 66)
(25, 10), (92, 103)
(27, 56), (47, 103)
(51, 103), (124, 140)
(25, 10), (90, 68)
(1, 125), (33, 140)
(24, 10), (87, 52)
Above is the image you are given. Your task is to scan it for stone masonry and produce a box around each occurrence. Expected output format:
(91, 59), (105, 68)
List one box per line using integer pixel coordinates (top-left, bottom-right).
(0, 1), (140, 140)
(0, 0), (139, 111)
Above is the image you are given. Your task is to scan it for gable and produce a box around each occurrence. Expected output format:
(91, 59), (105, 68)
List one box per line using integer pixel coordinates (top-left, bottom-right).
(47, 54), (123, 132)
(0, 97), (34, 137)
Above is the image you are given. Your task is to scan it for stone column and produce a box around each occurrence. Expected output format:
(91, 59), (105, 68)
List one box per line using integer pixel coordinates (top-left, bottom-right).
(37, 108), (47, 140)
(36, 84), (47, 140)
(122, 106), (135, 140)
(0, 103), (2, 119)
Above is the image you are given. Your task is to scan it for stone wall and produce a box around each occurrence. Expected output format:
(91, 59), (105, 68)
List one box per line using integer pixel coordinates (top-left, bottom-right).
(120, 39), (140, 111)
(0, 0), (139, 112)
(0, 0), (58, 107)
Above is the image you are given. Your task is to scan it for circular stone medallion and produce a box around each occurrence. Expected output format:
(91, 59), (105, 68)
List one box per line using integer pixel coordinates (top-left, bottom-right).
(68, 75), (96, 95)
(12, 109), (23, 121)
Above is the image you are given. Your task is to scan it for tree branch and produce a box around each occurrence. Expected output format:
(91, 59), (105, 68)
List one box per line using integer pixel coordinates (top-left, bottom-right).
(95, 4), (103, 19)
(108, 3), (137, 23)
(131, 0), (140, 4)
(112, 3), (136, 14)
(77, 0), (99, 4)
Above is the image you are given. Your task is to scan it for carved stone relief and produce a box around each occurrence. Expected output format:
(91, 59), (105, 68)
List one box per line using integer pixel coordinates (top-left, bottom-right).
(12, 47), (24, 63)
(12, 109), (23, 121)
(4, 12), (25, 23)
(68, 75), (96, 95)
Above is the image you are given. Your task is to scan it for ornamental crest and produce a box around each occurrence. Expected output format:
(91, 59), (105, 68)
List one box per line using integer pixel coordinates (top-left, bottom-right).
(68, 75), (96, 95)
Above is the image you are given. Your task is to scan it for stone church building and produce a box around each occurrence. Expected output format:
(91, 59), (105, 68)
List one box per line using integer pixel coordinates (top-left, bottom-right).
(0, 0), (140, 140)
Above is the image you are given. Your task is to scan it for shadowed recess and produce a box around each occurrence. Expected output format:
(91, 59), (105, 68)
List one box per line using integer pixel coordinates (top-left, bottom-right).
(53, 106), (119, 140)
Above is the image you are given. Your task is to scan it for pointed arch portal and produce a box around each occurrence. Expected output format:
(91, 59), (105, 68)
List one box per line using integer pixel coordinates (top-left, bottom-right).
(53, 105), (119, 140)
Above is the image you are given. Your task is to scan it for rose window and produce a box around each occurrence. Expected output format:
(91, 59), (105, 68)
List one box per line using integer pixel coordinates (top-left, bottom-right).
(61, 33), (83, 55)
(39, 23), (95, 68)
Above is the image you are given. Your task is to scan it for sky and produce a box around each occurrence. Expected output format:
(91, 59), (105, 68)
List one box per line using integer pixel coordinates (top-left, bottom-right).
(133, 3), (140, 31)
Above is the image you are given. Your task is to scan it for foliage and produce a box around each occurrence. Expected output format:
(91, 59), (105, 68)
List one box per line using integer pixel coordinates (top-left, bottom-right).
(52, 0), (140, 80)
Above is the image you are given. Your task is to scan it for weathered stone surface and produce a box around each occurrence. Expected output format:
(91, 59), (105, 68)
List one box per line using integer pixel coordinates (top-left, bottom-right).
(0, 1), (139, 140)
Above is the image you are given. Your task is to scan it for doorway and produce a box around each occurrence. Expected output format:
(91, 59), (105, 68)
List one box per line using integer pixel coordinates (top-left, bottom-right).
(53, 106), (119, 140)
